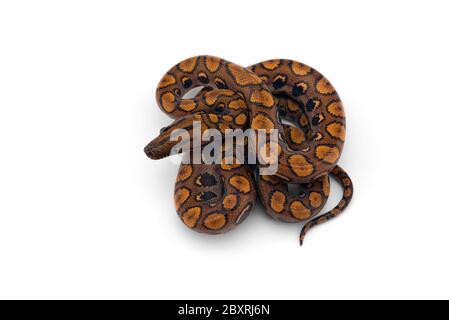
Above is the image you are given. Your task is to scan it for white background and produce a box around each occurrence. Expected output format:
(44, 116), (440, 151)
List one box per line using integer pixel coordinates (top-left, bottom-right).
(0, 0), (448, 300)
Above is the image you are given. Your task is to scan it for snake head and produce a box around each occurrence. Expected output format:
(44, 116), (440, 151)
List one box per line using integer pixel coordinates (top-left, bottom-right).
(145, 89), (250, 160)
(144, 114), (208, 160)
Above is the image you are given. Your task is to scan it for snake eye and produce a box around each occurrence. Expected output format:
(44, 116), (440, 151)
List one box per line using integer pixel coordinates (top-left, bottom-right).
(160, 126), (168, 134)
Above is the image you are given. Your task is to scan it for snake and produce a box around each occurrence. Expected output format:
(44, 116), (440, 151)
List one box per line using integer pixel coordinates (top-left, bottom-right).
(246, 61), (353, 244)
(144, 55), (353, 244)
(145, 87), (257, 233)
(252, 93), (353, 245)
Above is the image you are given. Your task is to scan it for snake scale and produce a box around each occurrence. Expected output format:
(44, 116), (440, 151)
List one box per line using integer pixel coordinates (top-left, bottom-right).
(144, 55), (353, 245)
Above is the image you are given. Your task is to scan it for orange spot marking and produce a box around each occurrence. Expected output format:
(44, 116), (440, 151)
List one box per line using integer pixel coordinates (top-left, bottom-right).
(316, 77), (336, 95)
(315, 145), (340, 164)
(182, 207), (201, 228)
(299, 114), (308, 127)
(270, 191), (286, 213)
(176, 164), (193, 183)
(291, 61), (312, 76)
(287, 99), (300, 111)
(229, 175), (251, 193)
(222, 115), (233, 122)
(221, 157), (241, 170)
(344, 188), (352, 197)
(260, 142), (281, 165)
(327, 101), (345, 118)
(205, 56), (221, 72)
(179, 99), (197, 111)
(317, 216), (327, 224)
(228, 63), (262, 86)
(208, 114), (219, 123)
(288, 155), (314, 177)
(174, 188), (190, 210)
(290, 201), (311, 219)
(218, 123), (230, 133)
(159, 74), (176, 88)
(289, 127), (305, 145)
(326, 122), (346, 141)
(178, 57), (198, 73)
(251, 114), (274, 131)
(204, 213), (226, 230)
(204, 89), (234, 105)
(261, 59), (281, 70)
(235, 113), (248, 126)
(309, 192), (323, 208)
(250, 89), (274, 107)
(161, 92), (175, 113)
(229, 98), (246, 110)
(223, 194), (238, 210)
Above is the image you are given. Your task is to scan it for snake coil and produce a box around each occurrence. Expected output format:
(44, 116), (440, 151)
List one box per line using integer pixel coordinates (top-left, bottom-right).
(144, 56), (353, 245)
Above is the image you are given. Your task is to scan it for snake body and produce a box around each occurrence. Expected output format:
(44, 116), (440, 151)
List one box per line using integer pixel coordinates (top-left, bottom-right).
(144, 55), (353, 244)
(174, 161), (257, 234)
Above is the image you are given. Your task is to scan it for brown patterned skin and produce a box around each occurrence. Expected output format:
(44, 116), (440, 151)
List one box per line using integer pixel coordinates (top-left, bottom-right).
(150, 56), (344, 183)
(299, 165), (353, 245)
(175, 159), (256, 234)
(248, 62), (352, 244)
(256, 95), (330, 223)
(144, 88), (249, 160)
(144, 56), (353, 243)
(248, 59), (346, 183)
(254, 94), (353, 244)
(257, 173), (330, 222)
(145, 86), (256, 233)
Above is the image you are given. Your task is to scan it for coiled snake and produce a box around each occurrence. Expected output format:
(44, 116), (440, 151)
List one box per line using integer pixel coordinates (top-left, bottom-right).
(144, 56), (353, 245)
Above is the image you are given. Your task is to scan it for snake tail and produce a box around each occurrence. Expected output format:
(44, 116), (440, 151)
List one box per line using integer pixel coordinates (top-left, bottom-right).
(299, 165), (353, 246)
